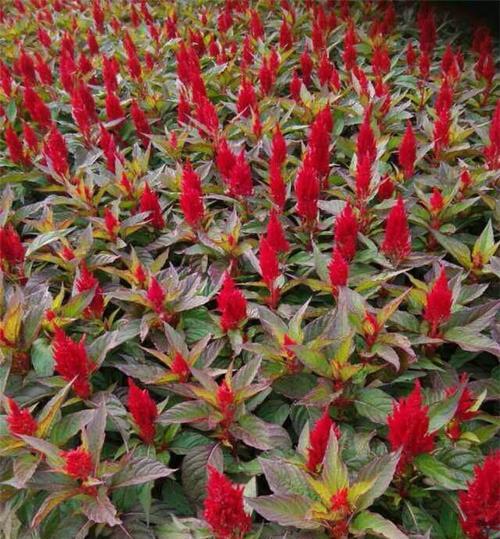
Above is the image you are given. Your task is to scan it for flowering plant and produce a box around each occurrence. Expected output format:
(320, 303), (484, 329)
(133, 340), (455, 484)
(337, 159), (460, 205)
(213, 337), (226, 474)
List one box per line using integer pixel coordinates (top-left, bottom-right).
(0, 1), (499, 538)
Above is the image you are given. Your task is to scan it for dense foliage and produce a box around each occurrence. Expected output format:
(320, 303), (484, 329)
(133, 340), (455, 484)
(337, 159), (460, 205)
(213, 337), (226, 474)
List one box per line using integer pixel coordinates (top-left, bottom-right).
(0, 1), (499, 538)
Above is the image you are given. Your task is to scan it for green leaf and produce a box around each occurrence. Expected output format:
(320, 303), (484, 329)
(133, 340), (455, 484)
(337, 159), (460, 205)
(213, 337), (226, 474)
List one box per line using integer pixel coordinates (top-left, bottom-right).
(350, 511), (409, 539)
(428, 388), (462, 432)
(414, 454), (467, 490)
(231, 414), (291, 450)
(181, 443), (223, 506)
(111, 456), (174, 488)
(433, 232), (471, 269)
(321, 431), (348, 493)
(259, 458), (316, 499)
(355, 388), (394, 424)
(31, 338), (54, 376)
(247, 495), (318, 529)
(159, 401), (211, 424)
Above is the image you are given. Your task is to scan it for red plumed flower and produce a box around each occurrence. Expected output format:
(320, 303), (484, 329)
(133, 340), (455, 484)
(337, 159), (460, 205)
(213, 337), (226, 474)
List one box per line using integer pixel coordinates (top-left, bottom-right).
(217, 274), (247, 332)
(356, 106), (376, 164)
(433, 107), (451, 158)
(171, 352), (190, 382)
(436, 78), (453, 116)
(306, 409), (340, 473)
(329, 247), (349, 291)
(484, 100), (500, 170)
(300, 50), (313, 86)
(258, 57), (275, 95)
(105, 91), (124, 122)
(381, 196), (411, 264)
(102, 55), (119, 92)
(259, 236), (280, 308)
(43, 126), (69, 177)
(75, 263), (104, 318)
(266, 209), (289, 253)
(140, 184), (164, 230)
(52, 327), (94, 398)
(279, 20), (293, 50)
(5, 124), (27, 165)
(62, 447), (93, 481)
(229, 151), (253, 197)
(22, 122), (38, 153)
(269, 159), (286, 211)
(203, 466), (252, 539)
(398, 121), (416, 179)
(458, 452), (500, 539)
(355, 153), (372, 200)
(99, 126), (122, 173)
(387, 380), (435, 473)
(295, 155), (320, 225)
(127, 378), (158, 444)
(249, 9), (264, 39)
(271, 125), (287, 167)
(146, 276), (165, 314)
(194, 96), (219, 137)
(131, 100), (151, 147)
(377, 175), (395, 201)
(6, 398), (38, 436)
(406, 41), (416, 70)
(334, 203), (358, 261)
(308, 107), (332, 181)
(318, 52), (333, 87)
(445, 374), (478, 440)
(0, 224), (25, 271)
(216, 138), (237, 181)
(23, 86), (52, 129)
(104, 207), (119, 240)
(290, 70), (302, 101)
(423, 267), (452, 337)
(180, 162), (204, 228)
(237, 77), (257, 118)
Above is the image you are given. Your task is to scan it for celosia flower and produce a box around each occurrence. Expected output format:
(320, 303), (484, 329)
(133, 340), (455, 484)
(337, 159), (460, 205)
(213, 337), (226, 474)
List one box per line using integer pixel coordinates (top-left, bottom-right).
(0, 224), (25, 271)
(229, 151), (253, 197)
(62, 447), (94, 481)
(237, 77), (257, 117)
(429, 187), (444, 216)
(377, 175), (395, 201)
(295, 155), (319, 225)
(104, 207), (119, 240)
(171, 352), (190, 382)
(259, 236), (280, 308)
(52, 327), (94, 398)
(458, 452), (500, 539)
(127, 378), (158, 444)
(306, 408), (340, 473)
(356, 106), (376, 164)
(355, 153), (372, 200)
(146, 276), (165, 314)
(329, 247), (349, 292)
(318, 52), (333, 87)
(362, 312), (381, 349)
(308, 106), (332, 181)
(105, 90), (124, 122)
(217, 274), (247, 332)
(139, 184), (164, 230)
(445, 374), (478, 441)
(180, 162), (204, 228)
(271, 125), (287, 167)
(290, 70), (302, 101)
(75, 263), (105, 318)
(423, 266), (452, 337)
(258, 57), (274, 95)
(5, 124), (27, 166)
(381, 196), (411, 264)
(334, 203), (358, 261)
(279, 20), (293, 49)
(43, 126), (69, 177)
(194, 95), (219, 137)
(203, 466), (252, 539)
(387, 380), (435, 473)
(6, 398), (38, 436)
(99, 126), (122, 173)
(269, 159), (286, 211)
(406, 41), (416, 70)
(216, 138), (236, 180)
(131, 100), (151, 147)
(266, 209), (289, 253)
(398, 122), (416, 179)
(300, 50), (313, 86)
(433, 106), (451, 158)
(329, 487), (351, 537)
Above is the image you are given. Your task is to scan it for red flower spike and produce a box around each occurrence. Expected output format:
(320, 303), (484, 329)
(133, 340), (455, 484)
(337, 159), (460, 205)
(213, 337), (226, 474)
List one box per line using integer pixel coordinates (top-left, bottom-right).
(61, 447), (93, 481)
(306, 409), (340, 473)
(217, 274), (247, 333)
(131, 100), (151, 147)
(423, 267), (452, 337)
(445, 374), (478, 441)
(318, 52), (333, 87)
(105, 91), (124, 122)
(216, 138), (236, 181)
(180, 162), (204, 228)
(406, 41), (416, 70)
(300, 50), (313, 86)
(5, 125), (26, 165)
(377, 175), (395, 201)
(104, 207), (119, 239)
(52, 327), (93, 399)
(381, 196), (411, 264)
(269, 160), (286, 212)
(127, 378), (158, 444)
(236, 77), (257, 117)
(329, 247), (349, 291)
(6, 398), (38, 436)
(355, 153), (372, 200)
(23, 86), (52, 129)
(229, 151), (253, 198)
(295, 155), (320, 225)
(290, 70), (302, 101)
(398, 122), (416, 179)
(334, 204), (358, 262)
(387, 380), (435, 474)
(266, 210), (289, 253)
(203, 466), (252, 539)
(279, 20), (293, 50)
(139, 184), (164, 230)
(430, 188), (444, 215)
(458, 452), (500, 539)
(22, 123), (38, 153)
(308, 107), (332, 181)
(356, 106), (376, 164)
(171, 352), (190, 382)
(43, 126), (69, 177)
(271, 125), (287, 167)
(0, 224), (25, 270)
(75, 263), (105, 318)
(146, 276), (165, 314)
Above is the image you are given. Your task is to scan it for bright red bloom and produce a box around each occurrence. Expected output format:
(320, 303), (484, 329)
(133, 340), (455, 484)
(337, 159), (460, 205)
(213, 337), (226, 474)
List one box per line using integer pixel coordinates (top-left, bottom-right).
(131, 100), (151, 147)
(271, 125), (287, 167)
(0, 61), (13, 96)
(102, 55), (119, 92)
(362, 312), (381, 349)
(300, 50), (313, 86)
(430, 188), (444, 215)
(433, 107), (451, 157)
(334, 204), (358, 261)
(203, 466), (252, 539)
(406, 41), (416, 70)
(318, 52), (333, 87)
(279, 20), (293, 49)
(484, 100), (500, 169)
(87, 29), (99, 55)
(229, 151), (253, 197)
(342, 23), (357, 71)
(372, 43), (391, 76)
(329, 247), (349, 290)
(180, 162), (204, 228)
(436, 78), (453, 116)
(377, 175), (395, 201)
(258, 57), (275, 95)
(22, 122), (38, 153)
(43, 126), (69, 177)
(308, 107), (332, 180)
(75, 263), (104, 318)
(216, 138), (237, 180)
(295, 155), (319, 224)
(460, 169), (473, 191)
(266, 209), (289, 253)
(103, 207), (119, 240)
(356, 106), (376, 164)
(445, 374), (478, 441)
(0, 224), (25, 270)
(52, 327), (94, 398)
(381, 196), (411, 264)
(6, 398), (38, 436)
(140, 184), (164, 230)
(458, 452), (500, 539)
(105, 91), (124, 122)
(259, 236), (279, 286)
(417, 5), (436, 54)
(23, 86), (52, 129)
(423, 267), (452, 337)
(127, 378), (158, 444)
(306, 409), (340, 473)
(236, 78), (257, 117)
(355, 153), (372, 200)
(419, 50), (431, 80)
(217, 274), (247, 332)
(171, 352), (190, 382)
(62, 447), (93, 480)
(290, 70), (302, 101)
(146, 276), (165, 314)
(387, 380), (435, 473)
(123, 32), (142, 80)
(269, 160), (286, 211)
(194, 96), (219, 137)
(99, 126), (122, 173)
(5, 125), (26, 165)
(249, 9), (264, 39)
(398, 122), (416, 179)
(330, 487), (350, 515)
